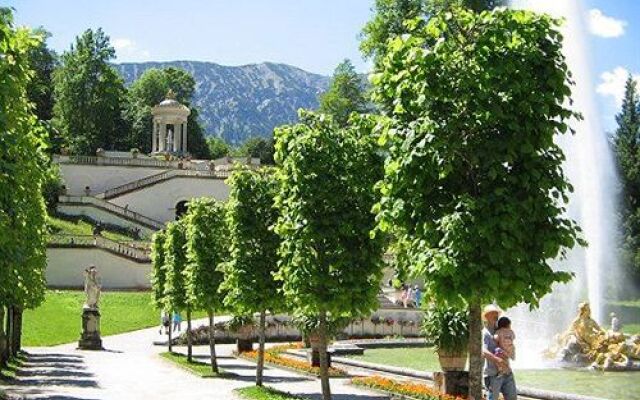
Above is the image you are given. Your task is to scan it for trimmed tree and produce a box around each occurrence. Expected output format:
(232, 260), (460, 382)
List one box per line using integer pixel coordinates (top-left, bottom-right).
(184, 198), (228, 374)
(371, 8), (581, 399)
(221, 167), (282, 386)
(0, 8), (49, 364)
(151, 230), (168, 348)
(163, 220), (193, 360)
(274, 111), (384, 399)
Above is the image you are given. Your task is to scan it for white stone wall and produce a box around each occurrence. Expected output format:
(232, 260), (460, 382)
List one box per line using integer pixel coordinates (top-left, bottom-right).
(110, 177), (230, 223)
(59, 164), (165, 195)
(56, 204), (155, 237)
(46, 248), (151, 289)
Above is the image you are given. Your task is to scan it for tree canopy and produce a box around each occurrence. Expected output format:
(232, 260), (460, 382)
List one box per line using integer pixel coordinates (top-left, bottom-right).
(207, 136), (231, 160)
(371, 8), (581, 398)
(52, 28), (128, 154)
(151, 230), (167, 310)
(318, 59), (369, 127)
(238, 137), (275, 165)
(163, 220), (190, 313)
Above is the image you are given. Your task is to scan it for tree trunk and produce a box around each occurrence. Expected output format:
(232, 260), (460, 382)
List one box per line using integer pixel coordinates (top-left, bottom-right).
(168, 316), (173, 353)
(6, 306), (13, 358)
(186, 308), (193, 362)
(468, 299), (483, 400)
(0, 307), (7, 367)
(208, 310), (219, 374)
(256, 310), (267, 386)
(11, 306), (22, 357)
(318, 310), (332, 400)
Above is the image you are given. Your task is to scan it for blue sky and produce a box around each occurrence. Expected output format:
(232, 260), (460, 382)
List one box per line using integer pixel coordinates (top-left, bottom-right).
(4, 0), (639, 131)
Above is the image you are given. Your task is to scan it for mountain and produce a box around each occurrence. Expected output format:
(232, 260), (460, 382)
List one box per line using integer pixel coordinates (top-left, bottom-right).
(115, 61), (330, 144)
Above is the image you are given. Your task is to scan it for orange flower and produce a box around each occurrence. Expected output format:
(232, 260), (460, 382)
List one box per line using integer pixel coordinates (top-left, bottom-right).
(239, 343), (346, 377)
(352, 375), (467, 400)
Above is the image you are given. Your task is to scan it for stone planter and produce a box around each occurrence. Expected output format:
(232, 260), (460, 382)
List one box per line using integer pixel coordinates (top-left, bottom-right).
(235, 325), (254, 353)
(437, 350), (467, 372)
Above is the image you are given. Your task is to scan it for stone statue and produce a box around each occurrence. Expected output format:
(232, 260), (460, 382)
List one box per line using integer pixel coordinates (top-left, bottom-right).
(84, 265), (101, 309)
(546, 302), (640, 371)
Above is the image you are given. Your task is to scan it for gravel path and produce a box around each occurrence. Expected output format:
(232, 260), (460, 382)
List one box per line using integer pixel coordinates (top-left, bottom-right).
(0, 320), (389, 400)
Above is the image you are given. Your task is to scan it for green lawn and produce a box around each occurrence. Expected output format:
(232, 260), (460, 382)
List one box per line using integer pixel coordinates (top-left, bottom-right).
(159, 352), (223, 378)
(236, 386), (302, 400)
(47, 216), (146, 243)
(23, 290), (204, 346)
(348, 347), (640, 400)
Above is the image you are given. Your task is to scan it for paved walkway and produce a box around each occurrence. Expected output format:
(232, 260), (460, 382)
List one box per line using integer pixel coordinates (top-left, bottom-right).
(0, 321), (389, 400)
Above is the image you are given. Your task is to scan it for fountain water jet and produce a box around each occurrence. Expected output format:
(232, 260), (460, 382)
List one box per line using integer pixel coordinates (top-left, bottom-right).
(509, 0), (620, 368)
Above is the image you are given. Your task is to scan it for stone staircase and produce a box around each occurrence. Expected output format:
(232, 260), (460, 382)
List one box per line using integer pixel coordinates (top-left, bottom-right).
(57, 195), (165, 231)
(96, 169), (230, 200)
(49, 234), (151, 263)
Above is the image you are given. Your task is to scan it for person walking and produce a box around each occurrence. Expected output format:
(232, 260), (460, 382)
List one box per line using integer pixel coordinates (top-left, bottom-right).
(160, 310), (170, 335)
(482, 304), (517, 400)
(413, 285), (422, 308)
(172, 311), (182, 332)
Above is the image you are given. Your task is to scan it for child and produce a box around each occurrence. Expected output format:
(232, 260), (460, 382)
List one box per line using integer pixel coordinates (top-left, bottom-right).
(494, 316), (515, 375)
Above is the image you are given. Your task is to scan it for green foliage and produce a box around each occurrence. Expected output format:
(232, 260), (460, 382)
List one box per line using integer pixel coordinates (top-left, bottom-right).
(613, 76), (640, 290)
(52, 28), (128, 154)
(318, 59), (368, 127)
(0, 8), (48, 310)
(291, 313), (351, 338)
(274, 111), (385, 318)
(163, 220), (189, 312)
(159, 352), (222, 378)
(221, 167), (282, 314)
(125, 67), (209, 158)
(422, 304), (469, 354)
(25, 28), (56, 122)
(207, 136), (231, 159)
(41, 163), (64, 212)
(184, 198), (228, 312)
(238, 137), (275, 165)
(372, 8), (580, 309)
(236, 386), (303, 400)
(151, 231), (167, 309)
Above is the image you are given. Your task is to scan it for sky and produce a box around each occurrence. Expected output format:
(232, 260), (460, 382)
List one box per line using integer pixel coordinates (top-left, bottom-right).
(3, 0), (639, 131)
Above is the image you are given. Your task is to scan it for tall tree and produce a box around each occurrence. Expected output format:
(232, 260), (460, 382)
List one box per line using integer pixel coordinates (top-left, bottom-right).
(371, 8), (581, 399)
(52, 28), (128, 154)
(151, 231), (167, 310)
(318, 59), (368, 127)
(0, 8), (49, 365)
(221, 167), (282, 386)
(613, 76), (640, 289)
(184, 198), (228, 374)
(207, 136), (231, 160)
(274, 111), (384, 399)
(163, 220), (193, 360)
(125, 67), (209, 158)
(26, 28), (56, 122)
(238, 137), (275, 165)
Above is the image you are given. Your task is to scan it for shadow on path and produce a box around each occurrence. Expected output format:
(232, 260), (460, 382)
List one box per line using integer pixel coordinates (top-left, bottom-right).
(3, 352), (99, 390)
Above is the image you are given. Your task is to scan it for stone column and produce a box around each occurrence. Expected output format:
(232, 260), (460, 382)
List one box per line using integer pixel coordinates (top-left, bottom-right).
(175, 123), (182, 153)
(152, 120), (157, 153)
(159, 123), (166, 152)
(182, 121), (188, 153)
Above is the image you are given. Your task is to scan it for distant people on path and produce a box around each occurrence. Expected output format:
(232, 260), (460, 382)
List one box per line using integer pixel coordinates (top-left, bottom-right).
(414, 285), (422, 308)
(482, 304), (517, 400)
(160, 310), (170, 335)
(172, 311), (182, 332)
(610, 312), (622, 332)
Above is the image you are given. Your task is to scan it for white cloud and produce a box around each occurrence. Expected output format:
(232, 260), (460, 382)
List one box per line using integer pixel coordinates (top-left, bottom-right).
(112, 38), (150, 60)
(588, 9), (626, 38)
(596, 67), (640, 107)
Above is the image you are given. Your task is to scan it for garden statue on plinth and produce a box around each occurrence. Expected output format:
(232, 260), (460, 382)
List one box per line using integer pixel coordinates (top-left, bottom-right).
(546, 302), (640, 370)
(78, 265), (103, 350)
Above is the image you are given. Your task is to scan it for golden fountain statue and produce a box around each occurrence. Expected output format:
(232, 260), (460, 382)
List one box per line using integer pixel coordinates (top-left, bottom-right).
(547, 302), (640, 370)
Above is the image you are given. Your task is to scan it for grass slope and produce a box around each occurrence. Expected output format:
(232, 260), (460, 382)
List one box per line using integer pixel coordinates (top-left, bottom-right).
(47, 216), (145, 242)
(22, 290), (207, 346)
(236, 386), (302, 400)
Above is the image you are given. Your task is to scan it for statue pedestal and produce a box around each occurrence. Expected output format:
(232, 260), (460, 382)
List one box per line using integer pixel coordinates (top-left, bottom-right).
(78, 307), (102, 350)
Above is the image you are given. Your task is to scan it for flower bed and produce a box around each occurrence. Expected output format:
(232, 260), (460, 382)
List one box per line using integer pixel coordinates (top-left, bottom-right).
(351, 376), (465, 400)
(238, 343), (347, 377)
